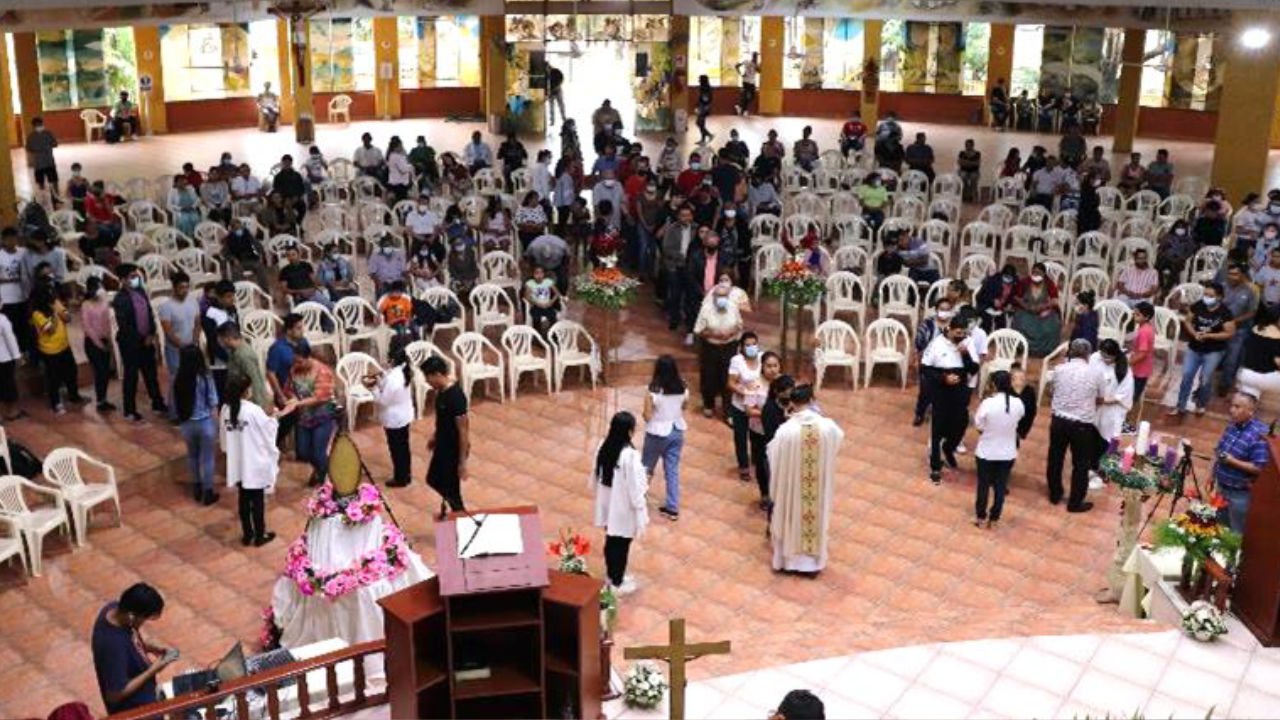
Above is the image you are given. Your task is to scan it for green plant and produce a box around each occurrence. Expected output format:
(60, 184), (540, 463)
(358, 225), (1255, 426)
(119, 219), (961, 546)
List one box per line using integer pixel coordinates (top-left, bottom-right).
(104, 28), (138, 99)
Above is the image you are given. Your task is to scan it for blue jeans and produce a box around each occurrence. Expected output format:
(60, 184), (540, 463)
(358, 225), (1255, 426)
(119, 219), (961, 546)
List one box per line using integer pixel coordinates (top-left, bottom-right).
(635, 225), (657, 278)
(180, 416), (218, 491)
(296, 417), (336, 481)
(1220, 330), (1248, 393)
(164, 344), (181, 415)
(1177, 349), (1224, 411)
(641, 429), (684, 513)
(1217, 484), (1251, 535)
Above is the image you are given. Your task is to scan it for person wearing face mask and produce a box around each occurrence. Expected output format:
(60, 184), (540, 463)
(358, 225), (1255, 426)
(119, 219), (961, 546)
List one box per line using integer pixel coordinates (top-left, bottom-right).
(1192, 200), (1228, 247)
(722, 129), (750, 168)
(716, 203), (748, 278)
(404, 197), (441, 242)
(1087, 340), (1134, 499)
(316, 243), (356, 301)
(79, 276), (113, 413)
(368, 235), (409, 296)
(656, 137), (682, 186)
(1170, 281), (1237, 417)
(1155, 220), (1198, 291)
(1009, 262), (1062, 356)
(675, 152), (707, 197)
(462, 131), (493, 174)
(747, 171), (781, 217)
(111, 264), (168, 422)
(976, 264), (1019, 332)
(1218, 262), (1259, 396)
(1251, 222), (1280, 274)
(913, 298), (956, 426)
(692, 282), (744, 417)
(856, 173), (889, 231)
(1254, 191), (1280, 237)
(710, 151), (743, 204)
(592, 170), (625, 229)
(921, 316), (979, 484)
(727, 331), (766, 483)
(635, 181), (666, 279)
(685, 233), (735, 328)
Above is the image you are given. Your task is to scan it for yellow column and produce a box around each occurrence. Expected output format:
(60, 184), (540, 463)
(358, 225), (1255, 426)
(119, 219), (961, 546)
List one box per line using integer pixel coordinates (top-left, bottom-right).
(1112, 28), (1145, 154)
(1270, 64), (1280, 149)
(276, 19), (295, 125)
(373, 17), (401, 120)
(480, 16), (506, 132)
(289, 18), (315, 144)
(1212, 15), (1280, 202)
(671, 16), (691, 132)
(758, 16), (784, 116)
(862, 20), (882, 128)
(12, 33), (42, 140)
(987, 24), (1014, 97)
(133, 26), (167, 135)
(0, 38), (16, 225)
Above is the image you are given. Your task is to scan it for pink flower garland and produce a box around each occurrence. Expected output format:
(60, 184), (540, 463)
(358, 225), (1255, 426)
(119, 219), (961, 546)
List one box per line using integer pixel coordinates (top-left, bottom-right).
(305, 481), (384, 526)
(283, 525), (410, 601)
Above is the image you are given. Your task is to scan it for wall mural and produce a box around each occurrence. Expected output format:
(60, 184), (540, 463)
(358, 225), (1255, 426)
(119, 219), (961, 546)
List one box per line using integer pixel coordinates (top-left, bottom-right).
(672, 0), (1231, 30)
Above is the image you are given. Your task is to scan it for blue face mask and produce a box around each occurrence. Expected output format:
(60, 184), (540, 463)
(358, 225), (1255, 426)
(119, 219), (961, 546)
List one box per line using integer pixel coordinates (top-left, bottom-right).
(744, 345), (760, 359)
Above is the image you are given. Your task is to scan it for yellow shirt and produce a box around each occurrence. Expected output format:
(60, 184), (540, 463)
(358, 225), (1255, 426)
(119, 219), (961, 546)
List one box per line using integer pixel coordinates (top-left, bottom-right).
(31, 301), (70, 355)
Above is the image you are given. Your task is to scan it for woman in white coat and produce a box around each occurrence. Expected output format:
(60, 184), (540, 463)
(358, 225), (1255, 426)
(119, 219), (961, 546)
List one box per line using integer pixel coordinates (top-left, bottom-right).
(592, 411), (649, 595)
(223, 374), (296, 547)
(1090, 338), (1135, 485)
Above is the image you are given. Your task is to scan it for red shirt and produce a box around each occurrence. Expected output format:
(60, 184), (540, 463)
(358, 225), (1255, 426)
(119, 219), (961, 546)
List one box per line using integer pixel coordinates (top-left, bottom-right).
(183, 170), (204, 190)
(1131, 323), (1156, 379)
(675, 169), (705, 197)
(841, 121), (866, 139)
(623, 175), (648, 216)
(85, 194), (117, 224)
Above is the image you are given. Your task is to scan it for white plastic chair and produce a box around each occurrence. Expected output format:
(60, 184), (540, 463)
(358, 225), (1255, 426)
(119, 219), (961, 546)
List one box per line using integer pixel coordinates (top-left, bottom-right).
(327, 94), (353, 124)
(501, 325), (553, 399)
(1127, 190), (1162, 219)
(814, 319), (861, 390)
(547, 320), (601, 393)
(0, 515), (26, 576)
(1001, 226), (1039, 268)
(234, 281), (274, 315)
(452, 331), (506, 403)
(753, 244), (789, 303)
(172, 247), (220, 287)
(469, 283), (516, 335)
(958, 253), (997, 294)
(822, 271), (867, 331)
(1164, 282), (1204, 312)
(0, 475), (71, 576)
(863, 318), (910, 388)
(1068, 268), (1112, 323)
(749, 214), (782, 247)
(1152, 305), (1182, 372)
(41, 448), (122, 548)
(890, 194), (927, 225)
(1118, 216), (1158, 243)
(1073, 231), (1112, 272)
(960, 221), (1000, 258)
(1037, 341), (1070, 405)
(1185, 246), (1227, 284)
(80, 109), (108, 142)
(1096, 299), (1134, 344)
(403, 340), (454, 417)
(333, 296), (388, 362)
(993, 180), (1026, 210)
(335, 352), (381, 432)
(926, 197), (961, 227)
(1015, 205), (1051, 230)
(293, 301), (342, 360)
(1037, 228), (1074, 267)
(479, 250), (521, 296)
(932, 173), (963, 200)
(417, 286), (467, 341)
(876, 274), (919, 338)
(979, 329), (1030, 391)
(136, 253), (176, 295)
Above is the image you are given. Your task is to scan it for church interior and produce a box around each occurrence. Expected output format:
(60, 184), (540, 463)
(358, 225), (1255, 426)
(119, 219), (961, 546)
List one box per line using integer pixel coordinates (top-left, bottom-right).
(3, 0), (1280, 718)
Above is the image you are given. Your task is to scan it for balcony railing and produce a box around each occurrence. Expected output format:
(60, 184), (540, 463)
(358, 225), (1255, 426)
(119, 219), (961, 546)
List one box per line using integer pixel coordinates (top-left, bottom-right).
(108, 641), (387, 720)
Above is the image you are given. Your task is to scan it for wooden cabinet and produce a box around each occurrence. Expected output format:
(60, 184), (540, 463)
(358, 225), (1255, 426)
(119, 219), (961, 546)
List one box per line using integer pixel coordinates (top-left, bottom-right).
(1234, 437), (1280, 646)
(380, 571), (601, 719)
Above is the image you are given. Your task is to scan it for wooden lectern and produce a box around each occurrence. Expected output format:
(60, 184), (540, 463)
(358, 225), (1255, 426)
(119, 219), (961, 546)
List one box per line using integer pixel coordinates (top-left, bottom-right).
(1233, 437), (1280, 646)
(378, 507), (602, 719)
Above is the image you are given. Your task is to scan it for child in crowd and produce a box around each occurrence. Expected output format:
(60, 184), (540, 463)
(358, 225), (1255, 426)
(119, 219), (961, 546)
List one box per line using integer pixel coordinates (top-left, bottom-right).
(523, 265), (560, 331)
(66, 163), (91, 213)
(378, 280), (414, 336)
(30, 282), (84, 414)
(1070, 290), (1099, 349)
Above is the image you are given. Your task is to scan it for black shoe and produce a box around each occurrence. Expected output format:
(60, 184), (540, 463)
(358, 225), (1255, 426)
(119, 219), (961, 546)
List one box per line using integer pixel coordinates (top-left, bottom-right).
(912, 415), (925, 427)
(152, 402), (170, 415)
(930, 471), (942, 485)
(124, 411), (144, 423)
(1049, 495), (1063, 505)
(943, 450), (959, 469)
(97, 402), (116, 412)
(386, 478), (411, 488)
(254, 532), (277, 547)
(1067, 502), (1095, 513)
(241, 535), (253, 547)
(200, 490), (220, 506)
(659, 507), (679, 521)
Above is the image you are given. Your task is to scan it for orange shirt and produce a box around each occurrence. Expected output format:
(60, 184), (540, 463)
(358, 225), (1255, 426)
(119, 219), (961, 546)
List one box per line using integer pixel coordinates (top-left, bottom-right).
(378, 294), (413, 328)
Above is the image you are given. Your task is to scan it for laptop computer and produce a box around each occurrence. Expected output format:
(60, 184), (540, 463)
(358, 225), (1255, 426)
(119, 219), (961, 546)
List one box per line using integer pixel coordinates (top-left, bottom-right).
(170, 644), (298, 696)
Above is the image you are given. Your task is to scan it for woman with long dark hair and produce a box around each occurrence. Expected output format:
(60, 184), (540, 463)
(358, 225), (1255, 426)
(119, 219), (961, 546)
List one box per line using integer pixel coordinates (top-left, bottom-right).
(695, 75), (714, 144)
(29, 279), (83, 414)
(727, 331), (764, 483)
(973, 370), (1025, 528)
(174, 345), (219, 505)
(642, 356), (688, 521)
(366, 336), (416, 487)
(592, 411), (649, 595)
(747, 351), (783, 509)
(1091, 338), (1134, 482)
(223, 374), (295, 546)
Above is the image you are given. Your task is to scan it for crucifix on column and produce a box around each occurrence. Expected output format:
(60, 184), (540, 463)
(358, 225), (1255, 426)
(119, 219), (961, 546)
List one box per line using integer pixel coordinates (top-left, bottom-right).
(623, 618), (731, 720)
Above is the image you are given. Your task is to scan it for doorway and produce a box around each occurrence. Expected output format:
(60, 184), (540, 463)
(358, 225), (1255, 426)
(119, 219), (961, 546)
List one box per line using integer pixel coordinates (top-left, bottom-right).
(544, 41), (637, 141)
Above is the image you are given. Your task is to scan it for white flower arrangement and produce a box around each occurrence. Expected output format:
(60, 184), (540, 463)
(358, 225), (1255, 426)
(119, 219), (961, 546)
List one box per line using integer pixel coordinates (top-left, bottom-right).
(623, 661), (668, 709)
(1181, 600), (1228, 642)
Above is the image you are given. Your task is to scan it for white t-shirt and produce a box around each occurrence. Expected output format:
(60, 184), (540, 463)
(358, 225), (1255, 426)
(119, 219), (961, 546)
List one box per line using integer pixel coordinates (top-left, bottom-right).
(966, 326), (989, 389)
(921, 334), (964, 369)
(740, 60), (760, 84)
(645, 390), (688, 437)
(231, 176), (263, 198)
(0, 248), (26, 305)
(405, 208), (441, 237)
(728, 353), (763, 410)
(375, 366), (415, 429)
(974, 394), (1026, 461)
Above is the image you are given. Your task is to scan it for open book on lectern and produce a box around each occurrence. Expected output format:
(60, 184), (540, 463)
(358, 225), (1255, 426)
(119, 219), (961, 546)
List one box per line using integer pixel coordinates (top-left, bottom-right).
(455, 513), (525, 559)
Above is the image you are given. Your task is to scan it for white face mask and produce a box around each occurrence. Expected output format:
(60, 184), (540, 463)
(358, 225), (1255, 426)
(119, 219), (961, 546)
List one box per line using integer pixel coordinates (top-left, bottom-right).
(1203, 296), (1219, 307)
(130, 277), (143, 290)
(381, 247), (393, 256)
(715, 296), (730, 311)
(1175, 228), (1187, 236)
(690, 162), (702, 171)
(1031, 274), (1044, 283)
(725, 210), (737, 219)
(936, 310), (955, 321)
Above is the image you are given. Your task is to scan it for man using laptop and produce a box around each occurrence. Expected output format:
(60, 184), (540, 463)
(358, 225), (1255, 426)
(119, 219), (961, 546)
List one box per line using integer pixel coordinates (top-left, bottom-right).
(92, 583), (177, 714)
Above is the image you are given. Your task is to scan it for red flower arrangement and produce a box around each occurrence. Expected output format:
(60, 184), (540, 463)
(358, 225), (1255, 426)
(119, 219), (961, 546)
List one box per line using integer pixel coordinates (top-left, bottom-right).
(548, 528), (591, 575)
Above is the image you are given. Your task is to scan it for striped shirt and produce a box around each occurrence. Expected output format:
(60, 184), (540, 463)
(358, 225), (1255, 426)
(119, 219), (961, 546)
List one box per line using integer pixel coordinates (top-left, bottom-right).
(1214, 418), (1271, 490)
(1116, 266), (1159, 301)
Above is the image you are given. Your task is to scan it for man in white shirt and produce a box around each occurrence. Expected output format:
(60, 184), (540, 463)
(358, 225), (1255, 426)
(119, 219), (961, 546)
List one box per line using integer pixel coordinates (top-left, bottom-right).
(0, 228), (31, 357)
(230, 164), (264, 202)
(735, 52), (761, 116)
(462, 131), (493, 173)
(531, 150), (553, 203)
(592, 170), (625, 228)
(1030, 156), (1067, 209)
(1046, 338), (1106, 513)
(404, 199), (441, 241)
(352, 133), (385, 179)
(1115, 249), (1159, 307)
(921, 316), (979, 483)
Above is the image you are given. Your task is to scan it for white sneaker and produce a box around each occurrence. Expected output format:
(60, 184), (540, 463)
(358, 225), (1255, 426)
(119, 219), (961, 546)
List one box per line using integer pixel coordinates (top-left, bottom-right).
(683, 333), (695, 347)
(955, 442), (967, 454)
(1088, 472), (1105, 491)
(615, 577), (638, 595)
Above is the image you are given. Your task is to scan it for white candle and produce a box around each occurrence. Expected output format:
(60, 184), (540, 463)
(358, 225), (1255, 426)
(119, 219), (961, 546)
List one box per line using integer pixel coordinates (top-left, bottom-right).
(1136, 421), (1151, 454)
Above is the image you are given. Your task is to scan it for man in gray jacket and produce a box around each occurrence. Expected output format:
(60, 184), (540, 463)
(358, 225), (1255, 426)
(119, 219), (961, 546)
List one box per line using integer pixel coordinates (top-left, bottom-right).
(25, 117), (59, 203)
(661, 204), (697, 339)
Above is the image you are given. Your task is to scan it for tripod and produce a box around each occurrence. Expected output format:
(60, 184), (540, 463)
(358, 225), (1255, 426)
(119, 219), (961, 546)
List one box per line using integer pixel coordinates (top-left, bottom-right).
(1137, 444), (1206, 537)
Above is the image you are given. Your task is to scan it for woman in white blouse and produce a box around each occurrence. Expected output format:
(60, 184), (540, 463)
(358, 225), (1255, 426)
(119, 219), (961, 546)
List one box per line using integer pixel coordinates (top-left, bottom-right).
(1089, 339), (1134, 485)
(642, 356), (688, 521)
(224, 375), (296, 546)
(692, 280), (744, 418)
(592, 411), (649, 595)
(973, 370), (1025, 528)
(365, 339), (417, 488)
(726, 331), (764, 484)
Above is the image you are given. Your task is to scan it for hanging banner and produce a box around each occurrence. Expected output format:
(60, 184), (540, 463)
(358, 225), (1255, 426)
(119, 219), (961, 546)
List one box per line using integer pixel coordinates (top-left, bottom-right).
(635, 41), (673, 132)
(900, 22), (930, 93)
(1069, 27), (1105, 100)
(1039, 26), (1072, 96)
(721, 17), (743, 87)
(417, 18), (437, 89)
(1167, 32), (1199, 109)
(934, 22), (962, 94)
(800, 17), (825, 90)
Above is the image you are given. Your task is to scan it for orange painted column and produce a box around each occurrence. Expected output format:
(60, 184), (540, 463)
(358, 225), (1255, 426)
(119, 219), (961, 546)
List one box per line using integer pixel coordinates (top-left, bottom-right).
(0, 38), (15, 225)
(758, 17), (784, 116)
(1112, 28), (1145, 154)
(480, 16), (506, 132)
(276, 19), (296, 125)
(373, 17), (401, 119)
(0, 30), (16, 150)
(671, 15), (691, 132)
(12, 33), (42, 141)
(133, 26), (167, 134)
(1211, 13), (1280, 201)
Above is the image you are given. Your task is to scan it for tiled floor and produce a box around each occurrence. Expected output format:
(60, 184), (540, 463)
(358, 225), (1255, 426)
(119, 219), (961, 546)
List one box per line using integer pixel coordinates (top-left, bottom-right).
(606, 618), (1280, 719)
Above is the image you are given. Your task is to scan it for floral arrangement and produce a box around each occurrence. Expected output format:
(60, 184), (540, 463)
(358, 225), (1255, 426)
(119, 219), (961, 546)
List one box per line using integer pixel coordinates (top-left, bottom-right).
(259, 606), (282, 652)
(1097, 453), (1181, 495)
(573, 267), (640, 310)
(623, 661), (668, 709)
(1181, 600), (1228, 642)
(306, 481), (384, 526)
(284, 525), (410, 601)
(548, 528), (591, 575)
(1153, 497), (1242, 564)
(590, 230), (625, 269)
(764, 260), (826, 306)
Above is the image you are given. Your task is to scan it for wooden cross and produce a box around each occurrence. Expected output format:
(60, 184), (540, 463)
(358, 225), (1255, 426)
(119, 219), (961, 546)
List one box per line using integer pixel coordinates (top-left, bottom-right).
(623, 618), (731, 720)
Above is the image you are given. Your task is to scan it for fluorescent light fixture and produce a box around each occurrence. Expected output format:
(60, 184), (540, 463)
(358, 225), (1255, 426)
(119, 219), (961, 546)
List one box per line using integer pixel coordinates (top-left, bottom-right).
(1240, 27), (1272, 50)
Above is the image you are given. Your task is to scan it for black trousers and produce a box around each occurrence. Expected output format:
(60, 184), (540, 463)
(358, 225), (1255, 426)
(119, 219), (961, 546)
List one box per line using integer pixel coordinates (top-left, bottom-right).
(914, 379), (933, 421)
(751, 430), (769, 500)
(238, 487), (267, 541)
(85, 341), (111, 403)
(730, 405), (765, 473)
(975, 458), (1014, 521)
(603, 534), (633, 587)
(3, 302), (31, 356)
(529, 305), (558, 330)
(385, 425), (411, 484)
(929, 391), (970, 473)
(663, 268), (692, 331)
(698, 341), (735, 411)
(120, 343), (163, 416)
(41, 349), (81, 409)
(1046, 415), (1095, 508)
(276, 411), (297, 449)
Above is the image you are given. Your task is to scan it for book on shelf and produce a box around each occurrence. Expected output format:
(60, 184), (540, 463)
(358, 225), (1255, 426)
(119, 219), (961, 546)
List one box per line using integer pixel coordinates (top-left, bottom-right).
(454, 666), (492, 682)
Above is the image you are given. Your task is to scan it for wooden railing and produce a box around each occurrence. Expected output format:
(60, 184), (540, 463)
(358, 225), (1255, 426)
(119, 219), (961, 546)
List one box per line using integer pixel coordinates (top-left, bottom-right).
(109, 641), (387, 720)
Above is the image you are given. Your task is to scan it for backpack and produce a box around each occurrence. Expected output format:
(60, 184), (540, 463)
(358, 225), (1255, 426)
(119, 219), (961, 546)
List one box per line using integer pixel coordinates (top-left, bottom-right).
(2, 441), (42, 478)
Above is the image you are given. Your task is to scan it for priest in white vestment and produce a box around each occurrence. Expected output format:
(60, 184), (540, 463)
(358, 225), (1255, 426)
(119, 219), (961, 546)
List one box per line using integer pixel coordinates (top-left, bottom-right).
(767, 384), (844, 574)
